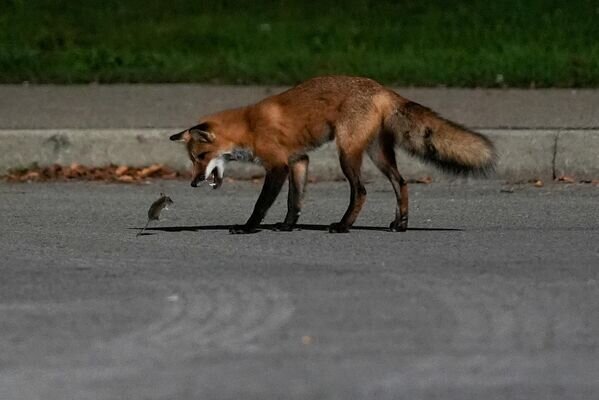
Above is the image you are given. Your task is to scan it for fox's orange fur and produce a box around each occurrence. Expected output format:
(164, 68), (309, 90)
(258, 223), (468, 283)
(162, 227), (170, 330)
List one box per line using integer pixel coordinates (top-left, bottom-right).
(170, 76), (495, 233)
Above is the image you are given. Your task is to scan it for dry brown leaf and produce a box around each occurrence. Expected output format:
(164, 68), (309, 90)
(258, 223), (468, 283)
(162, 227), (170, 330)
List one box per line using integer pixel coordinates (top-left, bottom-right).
(138, 164), (163, 178)
(69, 163), (86, 176)
(415, 176), (433, 184)
(23, 171), (40, 181)
(45, 164), (62, 178)
(557, 175), (576, 183)
(117, 175), (135, 183)
(301, 336), (313, 345)
(162, 172), (178, 180)
(115, 165), (129, 176)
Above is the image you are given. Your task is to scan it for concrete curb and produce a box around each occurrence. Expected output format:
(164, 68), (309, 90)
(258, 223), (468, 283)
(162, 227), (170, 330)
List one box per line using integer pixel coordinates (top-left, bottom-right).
(1, 129), (597, 181)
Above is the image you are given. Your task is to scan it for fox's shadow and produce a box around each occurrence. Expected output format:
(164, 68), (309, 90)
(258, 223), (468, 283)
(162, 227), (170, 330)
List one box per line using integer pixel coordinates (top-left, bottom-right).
(136, 224), (462, 233)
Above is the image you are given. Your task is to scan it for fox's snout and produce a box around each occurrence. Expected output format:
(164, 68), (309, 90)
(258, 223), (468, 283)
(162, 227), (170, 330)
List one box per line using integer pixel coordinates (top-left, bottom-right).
(189, 162), (223, 189)
(190, 174), (205, 187)
(190, 159), (209, 188)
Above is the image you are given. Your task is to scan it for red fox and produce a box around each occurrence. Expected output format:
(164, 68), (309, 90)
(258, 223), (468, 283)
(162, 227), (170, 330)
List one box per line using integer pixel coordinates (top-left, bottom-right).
(170, 76), (495, 234)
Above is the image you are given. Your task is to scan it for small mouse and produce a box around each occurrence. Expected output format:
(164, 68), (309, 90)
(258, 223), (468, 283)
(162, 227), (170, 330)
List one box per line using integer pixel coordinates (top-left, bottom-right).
(137, 192), (174, 236)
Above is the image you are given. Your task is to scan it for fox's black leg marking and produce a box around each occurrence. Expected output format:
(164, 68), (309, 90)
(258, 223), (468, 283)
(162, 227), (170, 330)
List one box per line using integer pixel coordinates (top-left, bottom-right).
(230, 166), (288, 234)
(367, 133), (409, 232)
(329, 151), (366, 233)
(274, 155), (309, 231)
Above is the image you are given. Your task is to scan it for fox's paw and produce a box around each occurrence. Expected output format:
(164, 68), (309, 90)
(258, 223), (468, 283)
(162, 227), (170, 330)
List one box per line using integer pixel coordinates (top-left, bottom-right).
(273, 222), (295, 232)
(389, 219), (408, 232)
(328, 222), (350, 233)
(229, 224), (260, 234)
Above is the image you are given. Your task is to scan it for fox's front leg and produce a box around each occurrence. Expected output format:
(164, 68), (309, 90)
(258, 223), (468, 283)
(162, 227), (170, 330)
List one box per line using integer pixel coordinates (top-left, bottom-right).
(230, 166), (288, 234)
(274, 155), (309, 232)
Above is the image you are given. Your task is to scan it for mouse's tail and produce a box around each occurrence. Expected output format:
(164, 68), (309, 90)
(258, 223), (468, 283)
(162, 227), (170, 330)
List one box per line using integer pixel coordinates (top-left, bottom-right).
(137, 220), (151, 237)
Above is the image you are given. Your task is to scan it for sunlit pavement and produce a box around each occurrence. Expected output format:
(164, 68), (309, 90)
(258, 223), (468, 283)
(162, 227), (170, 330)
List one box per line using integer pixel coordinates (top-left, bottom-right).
(1, 180), (598, 399)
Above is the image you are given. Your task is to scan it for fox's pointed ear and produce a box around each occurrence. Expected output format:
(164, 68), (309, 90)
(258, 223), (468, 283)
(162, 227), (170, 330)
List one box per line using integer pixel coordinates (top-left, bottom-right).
(169, 130), (188, 142)
(189, 126), (215, 143)
(170, 123), (214, 142)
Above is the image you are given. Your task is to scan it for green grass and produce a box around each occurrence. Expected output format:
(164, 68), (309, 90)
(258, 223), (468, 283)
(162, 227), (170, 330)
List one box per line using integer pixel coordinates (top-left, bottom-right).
(1, 0), (598, 86)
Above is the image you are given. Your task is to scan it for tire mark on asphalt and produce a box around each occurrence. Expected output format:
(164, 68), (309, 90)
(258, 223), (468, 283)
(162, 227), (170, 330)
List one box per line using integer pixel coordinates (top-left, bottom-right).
(384, 273), (599, 352)
(373, 272), (599, 393)
(0, 279), (294, 399)
(122, 280), (294, 355)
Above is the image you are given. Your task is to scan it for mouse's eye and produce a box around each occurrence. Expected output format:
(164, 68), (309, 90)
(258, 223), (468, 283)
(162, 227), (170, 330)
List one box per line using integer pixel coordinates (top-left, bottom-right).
(196, 151), (209, 160)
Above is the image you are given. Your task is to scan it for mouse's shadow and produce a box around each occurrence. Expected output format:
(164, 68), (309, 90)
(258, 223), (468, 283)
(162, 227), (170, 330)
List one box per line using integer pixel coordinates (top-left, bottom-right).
(135, 224), (462, 233)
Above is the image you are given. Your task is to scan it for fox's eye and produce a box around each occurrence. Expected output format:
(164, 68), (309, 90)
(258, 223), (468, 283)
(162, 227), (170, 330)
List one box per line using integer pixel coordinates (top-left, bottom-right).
(196, 152), (209, 160)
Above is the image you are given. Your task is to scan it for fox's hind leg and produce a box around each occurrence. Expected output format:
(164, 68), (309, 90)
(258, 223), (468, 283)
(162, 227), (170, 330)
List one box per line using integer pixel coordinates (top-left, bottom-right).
(274, 154), (309, 231)
(329, 149), (366, 233)
(367, 131), (409, 232)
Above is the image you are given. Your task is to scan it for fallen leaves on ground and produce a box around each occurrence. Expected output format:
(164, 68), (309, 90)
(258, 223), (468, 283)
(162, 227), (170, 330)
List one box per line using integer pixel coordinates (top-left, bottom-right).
(554, 176), (599, 185)
(556, 175), (576, 183)
(3, 163), (189, 183)
(5, 165), (598, 186)
(507, 177), (599, 187)
(301, 336), (313, 345)
(411, 176), (433, 184)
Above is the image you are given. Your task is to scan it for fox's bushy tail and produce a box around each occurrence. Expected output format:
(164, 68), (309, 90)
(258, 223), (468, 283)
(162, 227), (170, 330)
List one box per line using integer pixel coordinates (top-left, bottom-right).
(387, 100), (496, 175)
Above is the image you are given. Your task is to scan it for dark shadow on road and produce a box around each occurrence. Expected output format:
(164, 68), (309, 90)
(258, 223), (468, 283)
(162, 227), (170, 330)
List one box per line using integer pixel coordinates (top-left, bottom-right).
(133, 224), (463, 233)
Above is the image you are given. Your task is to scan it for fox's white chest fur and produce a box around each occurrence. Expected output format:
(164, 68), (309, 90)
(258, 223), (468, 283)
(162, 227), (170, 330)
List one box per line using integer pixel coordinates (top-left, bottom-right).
(205, 148), (260, 186)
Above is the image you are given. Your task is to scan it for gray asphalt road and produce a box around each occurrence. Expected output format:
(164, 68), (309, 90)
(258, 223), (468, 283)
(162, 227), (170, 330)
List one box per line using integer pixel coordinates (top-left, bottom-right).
(1, 84), (598, 129)
(1, 180), (598, 399)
